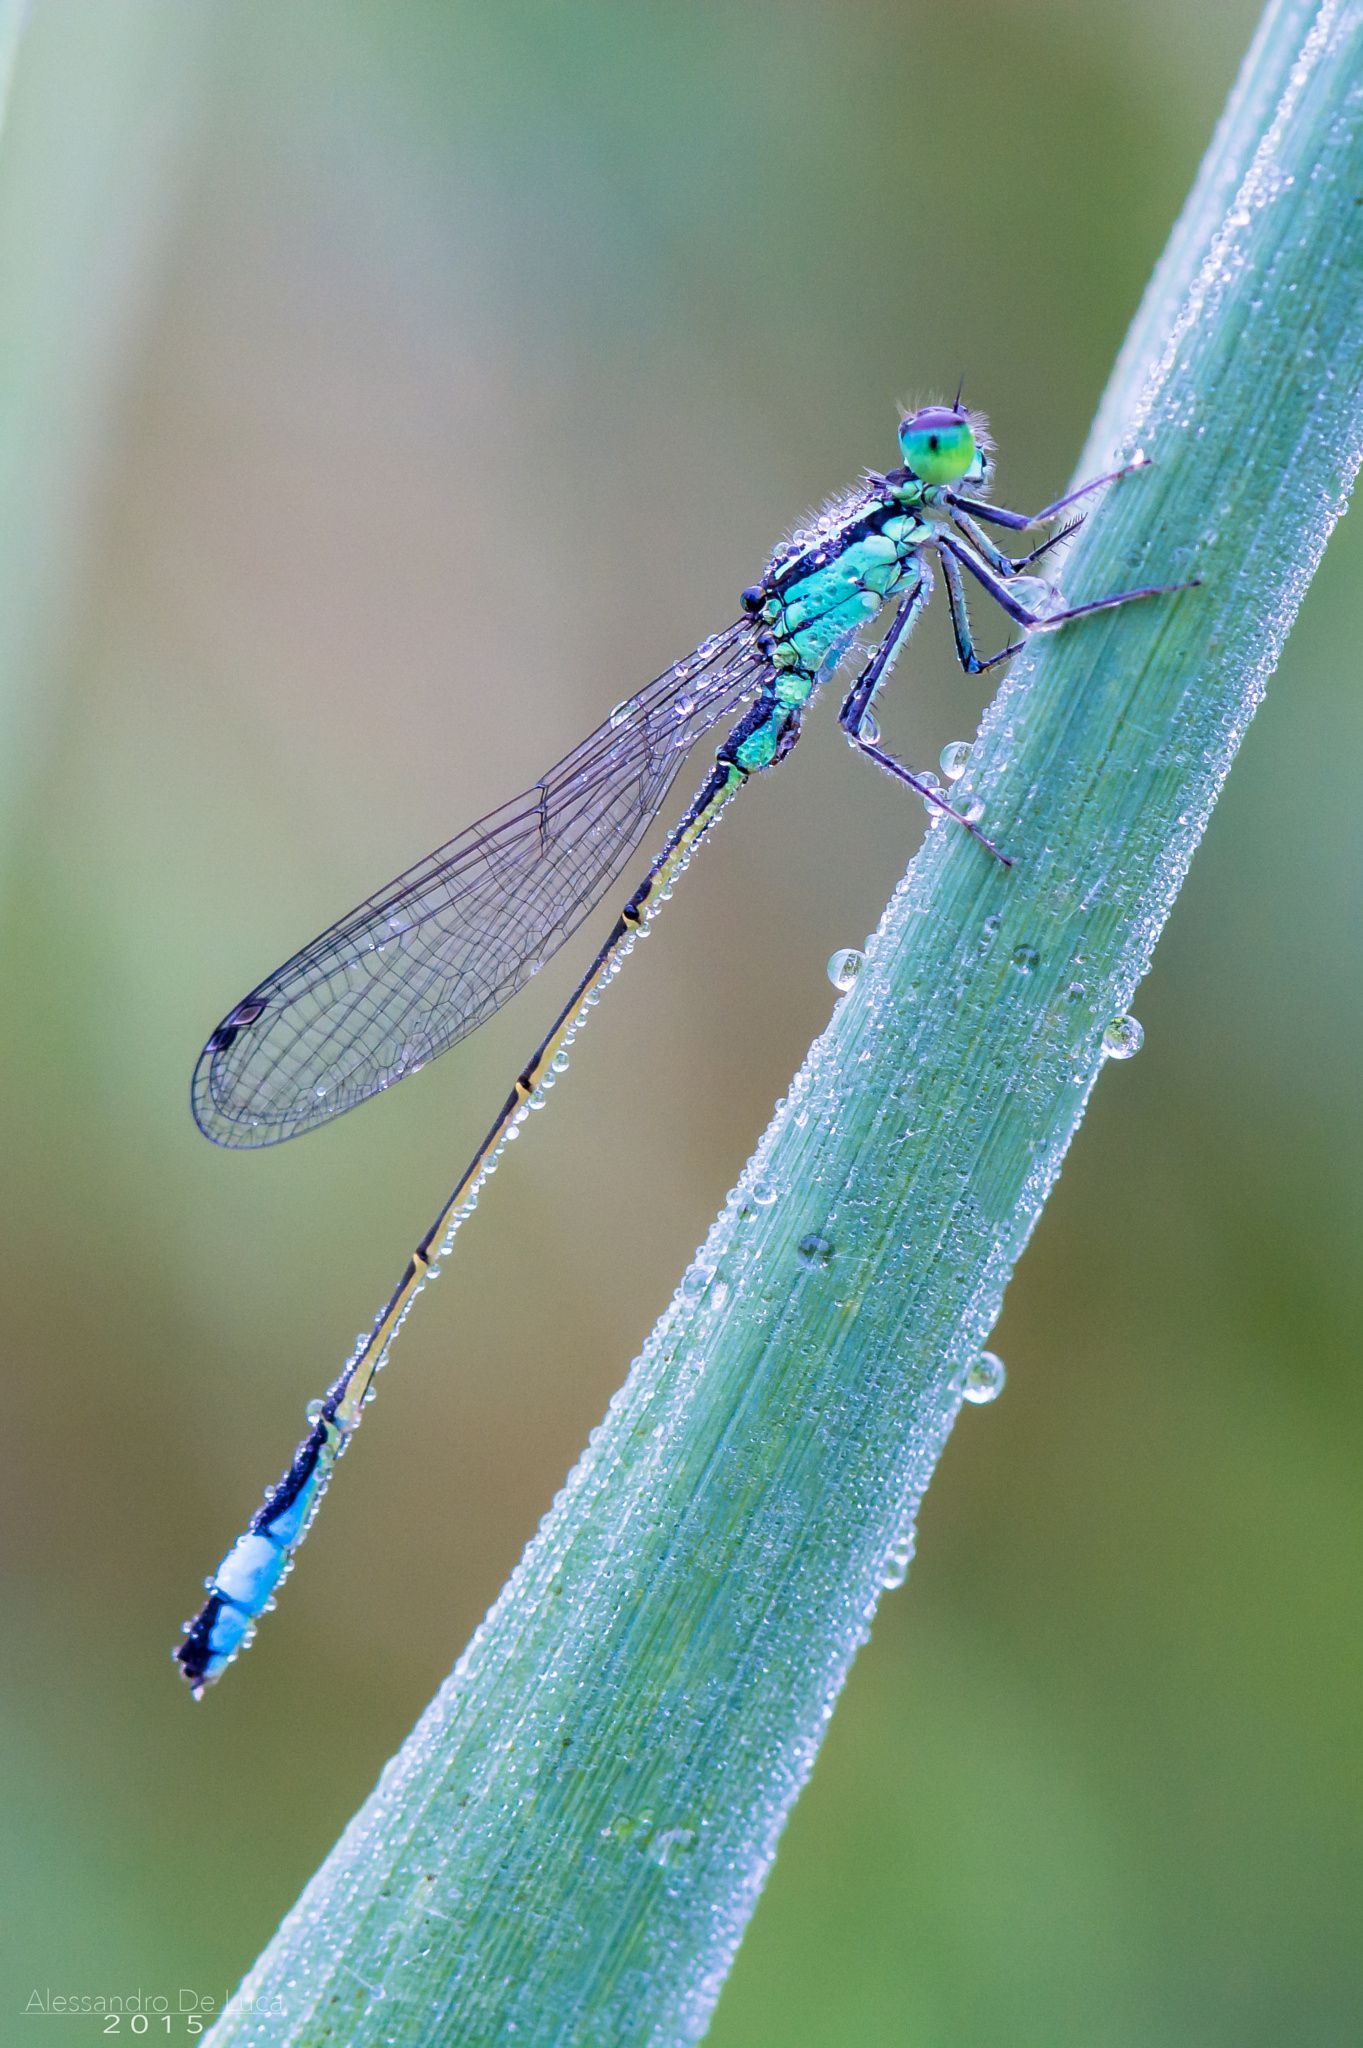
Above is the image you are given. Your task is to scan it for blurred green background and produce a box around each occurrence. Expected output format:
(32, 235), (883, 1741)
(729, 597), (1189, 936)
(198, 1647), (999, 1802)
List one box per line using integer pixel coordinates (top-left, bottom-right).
(3, 2), (1360, 2042)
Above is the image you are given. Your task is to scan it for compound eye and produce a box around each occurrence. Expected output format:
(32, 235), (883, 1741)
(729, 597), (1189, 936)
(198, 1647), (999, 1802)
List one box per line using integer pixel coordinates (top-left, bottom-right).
(898, 406), (976, 485)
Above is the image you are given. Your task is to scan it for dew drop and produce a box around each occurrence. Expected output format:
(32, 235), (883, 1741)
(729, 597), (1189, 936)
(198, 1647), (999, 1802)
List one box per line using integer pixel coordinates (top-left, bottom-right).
(961, 1350), (1006, 1404)
(551, 1050), (571, 1075)
(749, 1179), (778, 1208)
(679, 1264), (714, 1303)
(1101, 1013), (1145, 1060)
(939, 740), (973, 783)
(1010, 575), (1064, 618)
(305, 1399), (324, 1425)
(647, 1824), (698, 1867)
(1011, 944), (1040, 975)
(861, 711), (881, 745)
(796, 1232), (835, 1270)
(917, 771), (944, 814)
(826, 947), (864, 993)
(881, 1532), (916, 1588)
(609, 696), (638, 729)
(959, 794), (985, 824)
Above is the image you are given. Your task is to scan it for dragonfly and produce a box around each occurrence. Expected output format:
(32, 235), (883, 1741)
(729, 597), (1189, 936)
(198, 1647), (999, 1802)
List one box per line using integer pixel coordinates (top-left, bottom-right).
(176, 398), (1189, 1692)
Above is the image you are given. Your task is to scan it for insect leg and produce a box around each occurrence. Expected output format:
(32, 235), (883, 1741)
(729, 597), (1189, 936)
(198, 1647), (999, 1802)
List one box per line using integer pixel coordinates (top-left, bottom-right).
(948, 453), (1152, 532)
(938, 545), (1024, 675)
(838, 582), (1012, 867)
(949, 507), (1084, 577)
(938, 531), (1196, 633)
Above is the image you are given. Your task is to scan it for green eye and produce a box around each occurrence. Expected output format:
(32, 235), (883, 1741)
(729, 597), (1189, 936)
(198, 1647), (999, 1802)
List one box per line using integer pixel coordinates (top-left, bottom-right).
(898, 407), (977, 485)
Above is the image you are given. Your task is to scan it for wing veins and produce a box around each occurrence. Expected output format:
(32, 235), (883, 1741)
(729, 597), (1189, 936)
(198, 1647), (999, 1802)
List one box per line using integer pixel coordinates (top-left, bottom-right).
(194, 626), (765, 1145)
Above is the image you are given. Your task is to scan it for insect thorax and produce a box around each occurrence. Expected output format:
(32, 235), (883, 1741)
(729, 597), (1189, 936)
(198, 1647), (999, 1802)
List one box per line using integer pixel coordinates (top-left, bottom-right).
(752, 484), (933, 694)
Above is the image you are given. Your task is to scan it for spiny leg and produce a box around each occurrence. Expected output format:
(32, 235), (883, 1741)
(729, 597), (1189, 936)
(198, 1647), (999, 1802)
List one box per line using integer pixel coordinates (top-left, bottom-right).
(936, 514), (1085, 674)
(938, 545), (1024, 676)
(947, 453), (1152, 533)
(938, 530), (1196, 634)
(838, 583), (1012, 867)
(845, 569), (932, 715)
(842, 712), (1013, 868)
(948, 507), (1083, 579)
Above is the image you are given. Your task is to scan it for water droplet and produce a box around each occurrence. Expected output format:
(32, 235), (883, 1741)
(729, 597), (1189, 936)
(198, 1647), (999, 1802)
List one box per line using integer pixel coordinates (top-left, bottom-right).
(679, 1264), (714, 1303)
(647, 1824), (698, 1867)
(961, 1350), (1006, 1404)
(939, 740), (973, 783)
(1010, 575), (1064, 618)
(959, 794), (985, 824)
(881, 1533), (916, 1588)
(826, 947), (864, 992)
(551, 1050), (570, 1075)
(305, 1399), (324, 1425)
(1101, 1014), (1144, 1060)
(1011, 944), (1040, 975)
(609, 696), (638, 729)
(860, 711), (881, 745)
(796, 1232), (835, 1270)
(749, 1179), (778, 1208)
(917, 771), (944, 814)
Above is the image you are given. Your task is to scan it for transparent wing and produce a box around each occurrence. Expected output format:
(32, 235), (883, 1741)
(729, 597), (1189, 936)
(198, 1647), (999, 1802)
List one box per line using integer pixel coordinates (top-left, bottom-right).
(192, 623), (764, 1146)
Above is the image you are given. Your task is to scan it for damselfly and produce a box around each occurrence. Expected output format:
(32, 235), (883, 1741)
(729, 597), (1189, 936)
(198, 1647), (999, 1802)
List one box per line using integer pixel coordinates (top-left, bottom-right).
(176, 400), (1189, 1691)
